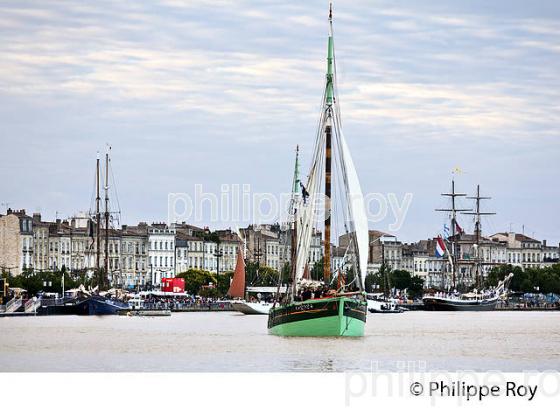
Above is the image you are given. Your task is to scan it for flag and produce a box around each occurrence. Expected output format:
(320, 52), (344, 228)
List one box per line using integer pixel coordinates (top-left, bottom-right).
(455, 220), (464, 234)
(443, 224), (450, 239)
(435, 236), (446, 258)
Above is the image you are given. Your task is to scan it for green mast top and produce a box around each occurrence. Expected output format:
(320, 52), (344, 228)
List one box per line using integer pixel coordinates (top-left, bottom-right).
(326, 2), (334, 106)
(292, 145), (300, 194)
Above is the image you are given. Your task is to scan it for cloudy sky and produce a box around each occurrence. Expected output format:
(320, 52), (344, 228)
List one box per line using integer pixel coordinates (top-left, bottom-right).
(1, 0), (559, 244)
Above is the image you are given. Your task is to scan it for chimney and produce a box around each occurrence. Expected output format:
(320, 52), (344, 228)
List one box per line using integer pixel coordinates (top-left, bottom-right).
(122, 224), (128, 230)
(33, 213), (41, 222)
(543, 239), (547, 247)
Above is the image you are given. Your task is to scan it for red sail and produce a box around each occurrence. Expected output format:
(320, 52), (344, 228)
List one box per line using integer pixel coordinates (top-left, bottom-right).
(227, 249), (246, 298)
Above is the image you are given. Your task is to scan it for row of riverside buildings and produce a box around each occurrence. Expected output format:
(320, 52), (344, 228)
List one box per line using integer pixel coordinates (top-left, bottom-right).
(1, 208), (558, 290)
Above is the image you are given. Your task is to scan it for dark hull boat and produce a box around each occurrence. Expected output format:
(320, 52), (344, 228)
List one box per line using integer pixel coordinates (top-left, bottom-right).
(38, 295), (128, 316)
(423, 273), (513, 312)
(422, 295), (498, 311)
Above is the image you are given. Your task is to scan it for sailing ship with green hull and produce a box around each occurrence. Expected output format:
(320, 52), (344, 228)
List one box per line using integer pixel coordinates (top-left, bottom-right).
(268, 4), (369, 337)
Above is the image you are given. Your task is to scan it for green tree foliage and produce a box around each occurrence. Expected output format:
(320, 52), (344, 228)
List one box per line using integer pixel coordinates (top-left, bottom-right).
(280, 262), (291, 283)
(364, 267), (424, 298)
(390, 269), (411, 291)
(176, 269), (216, 295)
(311, 257), (324, 281)
(253, 266), (279, 286)
(408, 275), (425, 299)
(363, 270), (389, 294)
(2, 269), (92, 296)
(245, 261), (259, 285)
(199, 287), (220, 298)
(216, 271), (233, 296)
(245, 261), (280, 286)
(485, 264), (560, 294)
(364, 272), (379, 293)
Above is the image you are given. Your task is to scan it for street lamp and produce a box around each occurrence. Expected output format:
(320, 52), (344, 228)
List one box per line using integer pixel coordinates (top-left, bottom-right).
(214, 246), (223, 275)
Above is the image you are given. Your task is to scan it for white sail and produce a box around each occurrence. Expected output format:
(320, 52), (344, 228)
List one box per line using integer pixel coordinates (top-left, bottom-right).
(339, 130), (369, 289)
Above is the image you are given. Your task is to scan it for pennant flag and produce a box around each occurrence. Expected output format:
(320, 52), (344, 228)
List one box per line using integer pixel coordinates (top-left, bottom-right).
(455, 220), (464, 234)
(435, 236), (446, 258)
(443, 224), (450, 239)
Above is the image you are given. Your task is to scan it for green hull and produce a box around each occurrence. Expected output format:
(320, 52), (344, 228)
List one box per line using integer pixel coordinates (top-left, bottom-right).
(268, 296), (367, 337)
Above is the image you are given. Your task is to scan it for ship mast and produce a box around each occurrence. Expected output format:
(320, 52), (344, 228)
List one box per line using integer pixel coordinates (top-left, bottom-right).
(292, 145), (300, 195)
(104, 147), (110, 290)
(436, 179), (470, 289)
(463, 185), (495, 288)
(95, 153), (101, 283)
(323, 3), (334, 284)
(290, 145), (300, 300)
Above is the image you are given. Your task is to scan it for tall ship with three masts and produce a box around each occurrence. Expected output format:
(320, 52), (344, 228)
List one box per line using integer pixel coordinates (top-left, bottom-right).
(423, 180), (513, 311)
(267, 4), (368, 337)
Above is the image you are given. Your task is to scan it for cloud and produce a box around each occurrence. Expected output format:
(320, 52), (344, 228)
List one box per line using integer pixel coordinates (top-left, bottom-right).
(0, 0), (558, 242)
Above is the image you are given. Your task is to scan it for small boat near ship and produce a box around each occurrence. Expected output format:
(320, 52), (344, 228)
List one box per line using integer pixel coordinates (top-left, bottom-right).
(366, 294), (404, 313)
(227, 247), (276, 315)
(267, 5), (368, 337)
(231, 300), (272, 315)
(124, 310), (171, 316)
(118, 296), (171, 316)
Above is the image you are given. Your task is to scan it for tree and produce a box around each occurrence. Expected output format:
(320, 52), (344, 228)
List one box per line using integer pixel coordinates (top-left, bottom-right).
(1, 269), (91, 296)
(364, 273), (380, 293)
(176, 269), (216, 296)
(280, 262), (291, 283)
(245, 261), (280, 286)
(408, 276), (425, 299)
(253, 266), (280, 286)
(311, 257), (324, 281)
(216, 271), (234, 297)
(390, 269), (412, 291)
(199, 287), (219, 298)
(485, 264), (560, 294)
(245, 261), (259, 285)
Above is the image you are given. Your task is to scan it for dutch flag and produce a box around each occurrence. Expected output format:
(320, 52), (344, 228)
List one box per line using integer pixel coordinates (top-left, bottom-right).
(435, 236), (446, 258)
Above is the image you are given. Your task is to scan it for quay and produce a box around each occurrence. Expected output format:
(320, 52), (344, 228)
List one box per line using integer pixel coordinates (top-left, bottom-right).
(0, 298), (236, 317)
(145, 301), (235, 312)
(496, 305), (559, 311)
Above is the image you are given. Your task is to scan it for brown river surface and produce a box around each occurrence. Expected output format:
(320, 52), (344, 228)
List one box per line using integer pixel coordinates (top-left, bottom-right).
(1, 311), (559, 372)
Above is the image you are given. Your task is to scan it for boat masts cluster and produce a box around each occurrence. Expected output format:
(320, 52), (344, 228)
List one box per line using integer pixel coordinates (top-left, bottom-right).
(436, 180), (496, 289)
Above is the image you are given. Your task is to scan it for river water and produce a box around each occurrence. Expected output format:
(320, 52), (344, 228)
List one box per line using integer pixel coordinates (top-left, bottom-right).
(1, 311), (559, 372)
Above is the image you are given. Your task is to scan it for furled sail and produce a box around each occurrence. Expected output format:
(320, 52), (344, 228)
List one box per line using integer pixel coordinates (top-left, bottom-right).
(294, 132), (325, 283)
(293, 129), (324, 283)
(227, 249), (246, 298)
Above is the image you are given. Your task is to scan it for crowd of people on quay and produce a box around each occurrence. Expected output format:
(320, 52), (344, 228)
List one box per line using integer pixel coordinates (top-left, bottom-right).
(132, 294), (233, 311)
